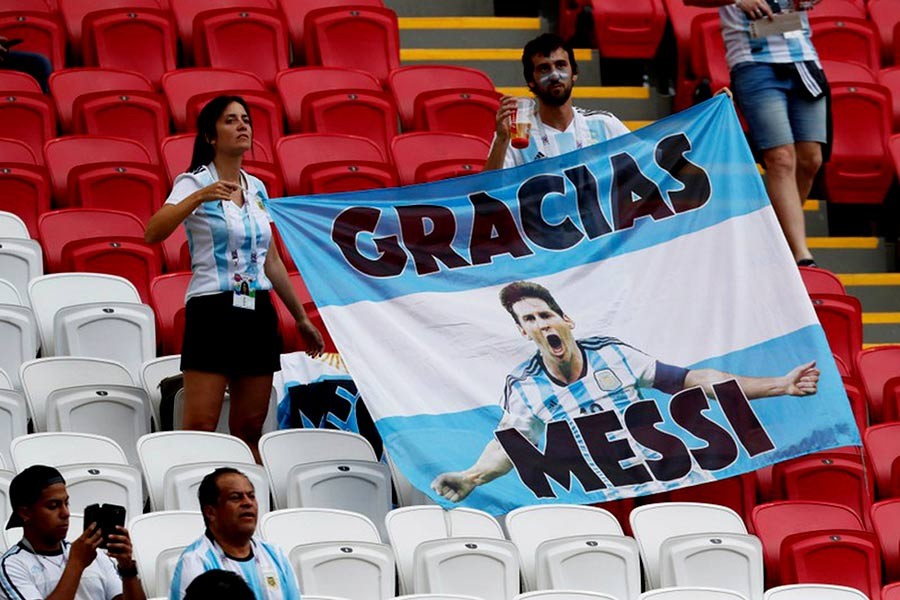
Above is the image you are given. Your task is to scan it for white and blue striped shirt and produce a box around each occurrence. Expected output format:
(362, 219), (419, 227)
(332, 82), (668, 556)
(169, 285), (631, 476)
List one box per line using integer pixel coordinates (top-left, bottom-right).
(720, 2), (819, 69)
(169, 533), (301, 600)
(166, 163), (274, 302)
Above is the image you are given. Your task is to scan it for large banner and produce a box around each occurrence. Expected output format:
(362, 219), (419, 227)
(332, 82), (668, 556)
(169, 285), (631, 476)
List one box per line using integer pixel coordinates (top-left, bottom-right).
(268, 96), (859, 515)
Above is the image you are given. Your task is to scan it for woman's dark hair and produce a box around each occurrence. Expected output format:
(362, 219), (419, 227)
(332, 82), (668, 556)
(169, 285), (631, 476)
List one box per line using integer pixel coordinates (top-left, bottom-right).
(184, 569), (255, 600)
(187, 95), (252, 172)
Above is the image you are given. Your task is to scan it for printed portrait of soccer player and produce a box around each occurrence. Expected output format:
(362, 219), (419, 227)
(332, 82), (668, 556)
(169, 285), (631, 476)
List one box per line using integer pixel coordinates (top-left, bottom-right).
(430, 280), (820, 503)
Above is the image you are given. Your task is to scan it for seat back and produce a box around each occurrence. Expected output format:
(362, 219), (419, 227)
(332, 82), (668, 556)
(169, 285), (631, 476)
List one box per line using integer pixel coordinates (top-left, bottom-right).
(301, 160), (398, 195)
(73, 90), (170, 162)
(48, 68), (155, 135)
(809, 17), (880, 70)
(535, 534), (640, 600)
(163, 461), (269, 513)
(798, 266), (846, 296)
(639, 588), (748, 600)
(590, 0), (668, 60)
(659, 532), (762, 600)
(388, 66), (494, 131)
(57, 462), (144, 521)
(412, 537), (519, 600)
(858, 346), (900, 424)
(139, 355), (181, 430)
(0, 12), (65, 70)
(130, 510), (205, 597)
(0, 92), (55, 165)
(37, 208), (146, 273)
(162, 68), (266, 131)
(259, 508), (382, 550)
(303, 89), (398, 159)
(871, 499), (900, 582)
(149, 273), (191, 356)
(780, 529), (881, 599)
(0, 71), (42, 94)
(0, 238), (43, 308)
(0, 389), (27, 465)
(863, 424), (900, 498)
(57, 0), (163, 52)
(168, 0), (275, 52)
(276, 133), (384, 196)
(810, 294), (864, 377)
(0, 212), (30, 239)
(391, 132), (490, 187)
(62, 237), (163, 304)
(276, 66), (381, 132)
(642, 475), (757, 532)
(690, 13), (729, 92)
(278, 0), (384, 55)
(764, 583), (870, 600)
(413, 88), (502, 142)
(0, 304), (39, 388)
(0, 164), (51, 239)
(870, 0), (900, 63)
(821, 60), (876, 85)
(290, 540), (395, 600)
(66, 162), (166, 225)
(11, 431), (129, 470)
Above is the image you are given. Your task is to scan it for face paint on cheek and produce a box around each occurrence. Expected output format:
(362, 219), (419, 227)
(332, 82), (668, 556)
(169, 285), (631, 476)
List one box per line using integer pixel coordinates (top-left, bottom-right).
(538, 70), (569, 87)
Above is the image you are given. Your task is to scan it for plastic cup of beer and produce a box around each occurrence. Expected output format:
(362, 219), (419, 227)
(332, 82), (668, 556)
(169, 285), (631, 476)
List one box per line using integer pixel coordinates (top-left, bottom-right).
(510, 97), (534, 149)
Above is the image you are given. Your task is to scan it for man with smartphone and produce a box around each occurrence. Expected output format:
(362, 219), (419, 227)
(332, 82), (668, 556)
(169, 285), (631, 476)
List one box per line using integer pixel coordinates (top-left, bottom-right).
(0, 465), (146, 600)
(684, 0), (826, 268)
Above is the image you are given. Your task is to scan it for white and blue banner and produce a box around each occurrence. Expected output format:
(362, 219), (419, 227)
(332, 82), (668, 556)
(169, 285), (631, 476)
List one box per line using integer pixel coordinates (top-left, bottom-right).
(268, 96), (859, 515)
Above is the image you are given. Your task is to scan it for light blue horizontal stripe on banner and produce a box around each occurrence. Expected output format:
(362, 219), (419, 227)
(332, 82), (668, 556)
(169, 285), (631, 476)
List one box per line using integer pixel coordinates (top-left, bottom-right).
(269, 95), (770, 308)
(374, 324), (857, 516)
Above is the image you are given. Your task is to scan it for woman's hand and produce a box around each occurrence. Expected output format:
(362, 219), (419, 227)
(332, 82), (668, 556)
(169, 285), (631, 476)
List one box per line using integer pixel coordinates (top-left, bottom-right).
(195, 181), (240, 205)
(296, 317), (325, 358)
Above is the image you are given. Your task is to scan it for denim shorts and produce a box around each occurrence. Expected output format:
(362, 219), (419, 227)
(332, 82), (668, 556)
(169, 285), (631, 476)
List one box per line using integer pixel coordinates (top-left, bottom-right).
(730, 61), (827, 151)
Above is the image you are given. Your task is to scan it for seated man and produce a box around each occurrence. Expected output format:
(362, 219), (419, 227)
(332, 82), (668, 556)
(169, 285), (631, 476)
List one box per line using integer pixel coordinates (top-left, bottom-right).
(0, 465), (145, 600)
(169, 468), (300, 600)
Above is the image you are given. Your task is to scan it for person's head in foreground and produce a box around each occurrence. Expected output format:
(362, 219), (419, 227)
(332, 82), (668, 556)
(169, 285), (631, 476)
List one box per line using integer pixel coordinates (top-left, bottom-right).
(521, 33), (579, 106)
(184, 569), (255, 600)
(198, 467), (258, 545)
(7, 465), (71, 549)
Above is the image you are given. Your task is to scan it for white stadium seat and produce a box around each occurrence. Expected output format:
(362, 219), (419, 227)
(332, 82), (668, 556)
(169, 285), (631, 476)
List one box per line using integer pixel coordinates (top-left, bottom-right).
(0, 369), (11, 390)
(0, 303), (39, 389)
(514, 592), (619, 600)
(162, 461), (270, 514)
(394, 596), (484, 600)
(5, 515), (85, 551)
(130, 511), (205, 598)
(639, 587), (748, 600)
(0, 388), (28, 466)
(11, 432), (129, 470)
(659, 532), (763, 600)
(0, 238), (43, 308)
(139, 355), (181, 429)
(56, 462), (144, 523)
(0, 212), (29, 239)
(0, 468), (13, 539)
(0, 278), (22, 304)
(763, 584), (870, 600)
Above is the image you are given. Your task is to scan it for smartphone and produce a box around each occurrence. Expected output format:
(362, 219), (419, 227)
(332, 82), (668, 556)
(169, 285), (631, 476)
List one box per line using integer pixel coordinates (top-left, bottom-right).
(83, 503), (126, 549)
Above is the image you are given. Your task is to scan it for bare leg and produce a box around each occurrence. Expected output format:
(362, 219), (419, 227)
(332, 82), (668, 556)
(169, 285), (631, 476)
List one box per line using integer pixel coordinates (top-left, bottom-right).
(227, 374), (274, 463)
(794, 141), (824, 202)
(762, 143), (814, 263)
(182, 370), (228, 431)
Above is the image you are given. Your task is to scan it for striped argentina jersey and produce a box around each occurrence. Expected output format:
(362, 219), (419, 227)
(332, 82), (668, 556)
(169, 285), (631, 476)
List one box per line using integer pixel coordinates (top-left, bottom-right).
(720, 1), (819, 69)
(166, 163), (274, 302)
(497, 336), (714, 497)
(169, 533), (300, 600)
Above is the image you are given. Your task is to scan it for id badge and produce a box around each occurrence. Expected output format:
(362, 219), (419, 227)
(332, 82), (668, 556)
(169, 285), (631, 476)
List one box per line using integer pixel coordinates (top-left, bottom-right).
(232, 274), (256, 310)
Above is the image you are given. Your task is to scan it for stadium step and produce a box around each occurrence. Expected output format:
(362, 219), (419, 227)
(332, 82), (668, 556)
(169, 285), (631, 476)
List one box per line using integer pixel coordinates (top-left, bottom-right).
(841, 274), (900, 312)
(808, 237), (890, 274)
(387, 0), (494, 17)
(804, 200), (829, 237)
(863, 313), (900, 345)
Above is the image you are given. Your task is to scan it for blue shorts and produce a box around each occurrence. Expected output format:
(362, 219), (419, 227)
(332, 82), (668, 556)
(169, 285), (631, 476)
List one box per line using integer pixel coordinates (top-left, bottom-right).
(730, 61), (827, 151)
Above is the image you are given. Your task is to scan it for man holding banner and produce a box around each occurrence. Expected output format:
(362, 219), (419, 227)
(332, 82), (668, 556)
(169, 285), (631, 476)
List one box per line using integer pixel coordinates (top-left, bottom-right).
(431, 280), (820, 503)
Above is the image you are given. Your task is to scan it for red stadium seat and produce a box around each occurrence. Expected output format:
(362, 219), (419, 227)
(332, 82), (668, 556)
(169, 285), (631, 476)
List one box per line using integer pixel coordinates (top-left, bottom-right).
(48, 68), (154, 134)
(810, 17), (880, 70)
(868, 0), (900, 65)
(872, 500), (900, 582)
(843, 379), (868, 434)
(303, 5), (399, 85)
(810, 293), (863, 378)
(160, 225), (190, 273)
(858, 346), (900, 424)
(390, 132), (490, 186)
(275, 67), (381, 132)
(272, 271), (336, 354)
(270, 225), (295, 271)
(0, 71), (42, 93)
(691, 13), (730, 97)
(82, 8), (177, 87)
(641, 474), (758, 533)
(303, 160), (397, 195)
(159, 133), (272, 185)
(44, 136), (153, 206)
(62, 236), (162, 303)
(751, 500), (866, 588)
(0, 137), (39, 164)
(169, 0), (275, 58)
(37, 208), (145, 273)
(278, 0), (383, 60)
(886, 583), (900, 600)
(193, 8), (289, 87)
(878, 67), (900, 131)
(150, 271), (190, 355)
(589, 0), (667, 59)
(185, 90), (283, 159)
(388, 66), (495, 132)
(822, 60), (877, 85)
(0, 0), (54, 13)
(811, 0), (866, 20)
(303, 89), (397, 158)
(0, 93), (54, 167)
(771, 451), (874, 528)
(779, 529), (881, 597)
(275, 133), (384, 196)
(890, 133), (900, 191)
(663, 0), (718, 111)
(0, 164), (50, 240)
(73, 90), (171, 163)
(0, 12), (64, 70)
(864, 424), (900, 498)
(883, 376), (900, 424)
(242, 160), (283, 198)
(57, 0), (163, 56)
(413, 88), (502, 142)
(798, 266), (846, 295)
(66, 162), (166, 224)
(161, 68), (267, 131)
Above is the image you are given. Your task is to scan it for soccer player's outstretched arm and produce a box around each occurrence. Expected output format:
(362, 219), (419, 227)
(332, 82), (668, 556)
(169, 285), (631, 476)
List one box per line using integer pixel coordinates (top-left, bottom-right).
(430, 439), (514, 502)
(684, 361), (820, 400)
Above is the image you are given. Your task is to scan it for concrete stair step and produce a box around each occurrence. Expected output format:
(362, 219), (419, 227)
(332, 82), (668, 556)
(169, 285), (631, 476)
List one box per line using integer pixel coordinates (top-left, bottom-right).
(385, 0), (494, 17)
(841, 274), (900, 312)
(863, 314), (900, 345)
(808, 237), (889, 273)
(399, 16), (543, 48)
(803, 199), (829, 237)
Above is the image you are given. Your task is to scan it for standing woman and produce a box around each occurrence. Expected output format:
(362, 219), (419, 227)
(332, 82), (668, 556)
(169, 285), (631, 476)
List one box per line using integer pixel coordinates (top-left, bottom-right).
(145, 95), (324, 460)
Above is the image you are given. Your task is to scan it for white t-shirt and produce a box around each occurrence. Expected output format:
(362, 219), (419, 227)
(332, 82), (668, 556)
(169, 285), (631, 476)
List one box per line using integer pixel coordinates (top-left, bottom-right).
(500, 105), (631, 169)
(0, 541), (123, 600)
(165, 163), (274, 302)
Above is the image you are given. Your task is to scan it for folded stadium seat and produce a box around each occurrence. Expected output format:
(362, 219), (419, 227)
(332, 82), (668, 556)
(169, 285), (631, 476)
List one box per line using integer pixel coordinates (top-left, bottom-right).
(72, 90), (170, 163)
(48, 68), (155, 134)
(0, 92), (55, 166)
(887, 584), (900, 600)
(868, 0), (900, 65)
(303, 6), (400, 85)
(192, 7), (289, 87)
(589, 0), (667, 59)
(278, 0), (383, 63)
(751, 501), (866, 588)
(765, 583), (872, 600)
(159, 132), (272, 185)
(822, 60), (878, 88)
(275, 66), (381, 132)
(810, 293), (864, 378)
(271, 271), (336, 354)
(798, 266), (847, 296)
(300, 159), (398, 194)
(0, 300), (39, 390)
(883, 377), (900, 424)
(0, 137), (39, 164)
(54, 462), (144, 523)
(809, 0), (866, 19)
(864, 424), (900, 498)
(629, 502), (749, 591)
(779, 529), (881, 599)
(275, 133), (391, 195)
(877, 67), (900, 131)
(0, 211), (32, 240)
(10, 431), (131, 471)
(0, 12), (65, 70)
(268, 225), (296, 272)
(241, 160), (284, 197)
(872, 499), (900, 581)
(387, 66), (495, 132)
(515, 589), (619, 600)
(0, 162), (50, 241)
(81, 8), (178, 88)
(0, 389), (25, 465)
(184, 89), (283, 159)
(663, 0), (722, 111)
(57, 0), (164, 60)
(37, 208), (145, 273)
(770, 451), (874, 528)
(130, 511), (204, 598)
(638, 473), (758, 533)
(168, 0), (276, 62)
(61, 236), (163, 303)
(302, 88), (397, 158)
(0, 235), (43, 309)
(858, 346), (900, 424)
(0, 0), (54, 13)
(842, 379), (868, 434)
(385, 505), (519, 599)
(413, 88), (502, 143)
(690, 13), (730, 98)
(139, 354), (180, 429)
(161, 68), (267, 131)
(149, 272), (191, 356)
(390, 132), (490, 186)
(0, 70), (43, 94)
(505, 504), (639, 599)
(65, 161), (167, 224)
(259, 508), (395, 600)
(639, 588), (747, 600)
(809, 17), (880, 71)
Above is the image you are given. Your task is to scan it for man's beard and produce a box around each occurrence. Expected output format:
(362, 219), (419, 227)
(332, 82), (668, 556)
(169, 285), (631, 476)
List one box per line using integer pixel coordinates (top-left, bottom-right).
(533, 81), (573, 107)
